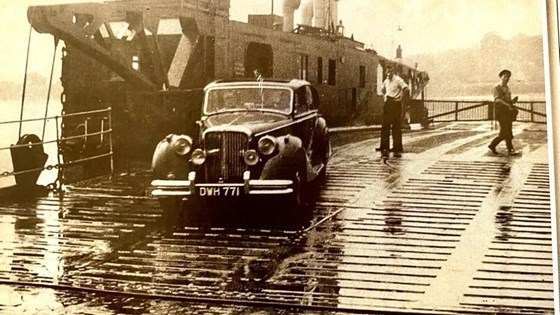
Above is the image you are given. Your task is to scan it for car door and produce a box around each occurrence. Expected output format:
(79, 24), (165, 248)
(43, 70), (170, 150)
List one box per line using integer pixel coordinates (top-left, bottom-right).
(293, 86), (317, 153)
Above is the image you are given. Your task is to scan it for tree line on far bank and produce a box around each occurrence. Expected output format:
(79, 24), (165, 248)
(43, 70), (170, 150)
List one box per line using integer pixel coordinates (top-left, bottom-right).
(0, 72), (62, 101)
(406, 33), (545, 99)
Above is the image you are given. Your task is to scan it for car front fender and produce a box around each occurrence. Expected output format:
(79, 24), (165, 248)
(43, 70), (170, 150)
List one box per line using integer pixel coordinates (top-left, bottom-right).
(151, 134), (191, 180)
(260, 134), (307, 181)
(311, 117), (330, 163)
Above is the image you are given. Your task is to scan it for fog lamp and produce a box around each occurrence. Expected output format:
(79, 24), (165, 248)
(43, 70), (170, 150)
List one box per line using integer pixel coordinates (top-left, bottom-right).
(243, 149), (259, 166)
(191, 148), (206, 165)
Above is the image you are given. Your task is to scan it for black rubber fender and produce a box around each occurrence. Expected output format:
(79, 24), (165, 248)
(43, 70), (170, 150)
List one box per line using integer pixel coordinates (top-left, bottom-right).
(10, 134), (49, 188)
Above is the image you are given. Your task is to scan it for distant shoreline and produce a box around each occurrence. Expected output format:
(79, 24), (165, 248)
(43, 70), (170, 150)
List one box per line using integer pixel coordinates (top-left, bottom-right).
(425, 93), (546, 102)
(0, 95), (547, 104)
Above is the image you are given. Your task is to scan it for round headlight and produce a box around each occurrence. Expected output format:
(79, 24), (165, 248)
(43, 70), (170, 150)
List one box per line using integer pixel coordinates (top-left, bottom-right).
(258, 135), (277, 155)
(191, 148), (206, 165)
(243, 149), (259, 166)
(173, 135), (193, 155)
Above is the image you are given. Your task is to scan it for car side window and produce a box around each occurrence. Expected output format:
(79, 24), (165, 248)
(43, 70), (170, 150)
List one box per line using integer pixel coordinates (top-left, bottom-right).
(295, 88), (308, 113)
(306, 86), (317, 110)
(312, 87), (321, 110)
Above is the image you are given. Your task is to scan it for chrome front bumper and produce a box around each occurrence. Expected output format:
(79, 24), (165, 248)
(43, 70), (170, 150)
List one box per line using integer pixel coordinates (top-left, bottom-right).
(151, 171), (293, 197)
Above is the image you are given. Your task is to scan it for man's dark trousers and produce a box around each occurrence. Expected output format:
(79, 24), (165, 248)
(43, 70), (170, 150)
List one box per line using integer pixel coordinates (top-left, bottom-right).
(489, 118), (514, 150)
(380, 97), (403, 152)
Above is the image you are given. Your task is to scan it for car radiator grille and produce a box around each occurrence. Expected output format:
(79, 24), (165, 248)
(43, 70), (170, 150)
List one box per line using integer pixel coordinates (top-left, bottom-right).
(204, 132), (248, 182)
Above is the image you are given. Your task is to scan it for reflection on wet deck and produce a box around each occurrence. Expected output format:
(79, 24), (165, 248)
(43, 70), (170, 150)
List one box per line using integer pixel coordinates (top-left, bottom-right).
(0, 122), (555, 314)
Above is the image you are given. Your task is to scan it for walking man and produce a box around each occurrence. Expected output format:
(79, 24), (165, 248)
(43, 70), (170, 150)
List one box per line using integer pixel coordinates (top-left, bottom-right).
(379, 64), (409, 157)
(488, 69), (518, 155)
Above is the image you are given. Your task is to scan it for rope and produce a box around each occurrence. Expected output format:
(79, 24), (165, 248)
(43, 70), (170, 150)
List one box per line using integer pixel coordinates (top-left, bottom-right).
(18, 25), (33, 139)
(0, 129), (112, 151)
(0, 151), (111, 179)
(42, 38), (60, 140)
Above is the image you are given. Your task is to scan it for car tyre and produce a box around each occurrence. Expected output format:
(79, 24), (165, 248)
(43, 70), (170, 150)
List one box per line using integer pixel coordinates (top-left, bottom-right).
(319, 138), (331, 179)
(293, 171), (303, 207)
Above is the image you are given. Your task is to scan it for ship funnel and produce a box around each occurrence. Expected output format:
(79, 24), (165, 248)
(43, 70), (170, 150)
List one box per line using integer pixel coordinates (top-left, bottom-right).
(282, 0), (301, 32)
(313, 0), (325, 29)
(313, 0), (338, 31)
(331, 0), (339, 31)
(300, 0), (313, 25)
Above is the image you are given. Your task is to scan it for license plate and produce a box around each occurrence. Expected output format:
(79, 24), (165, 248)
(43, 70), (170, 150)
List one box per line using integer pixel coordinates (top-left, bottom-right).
(198, 186), (242, 197)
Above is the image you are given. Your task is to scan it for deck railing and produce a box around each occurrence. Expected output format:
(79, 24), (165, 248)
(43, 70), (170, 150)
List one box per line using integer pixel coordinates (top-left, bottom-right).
(0, 108), (113, 191)
(424, 100), (547, 123)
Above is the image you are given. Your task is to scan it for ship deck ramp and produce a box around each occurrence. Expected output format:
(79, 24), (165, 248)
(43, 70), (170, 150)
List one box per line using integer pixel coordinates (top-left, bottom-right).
(0, 121), (556, 314)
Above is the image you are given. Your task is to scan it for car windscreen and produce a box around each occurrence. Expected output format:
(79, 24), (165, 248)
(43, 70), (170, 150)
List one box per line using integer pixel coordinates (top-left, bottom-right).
(205, 87), (292, 115)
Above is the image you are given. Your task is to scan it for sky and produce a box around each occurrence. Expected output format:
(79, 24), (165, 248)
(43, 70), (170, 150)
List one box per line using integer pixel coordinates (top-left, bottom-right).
(230, 0), (544, 57)
(0, 0), (546, 84)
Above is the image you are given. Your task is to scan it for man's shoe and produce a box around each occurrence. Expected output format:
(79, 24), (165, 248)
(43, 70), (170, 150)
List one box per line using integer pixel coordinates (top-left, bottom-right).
(381, 150), (389, 157)
(488, 145), (498, 154)
(375, 147), (382, 152)
(508, 149), (518, 156)
(394, 152), (402, 158)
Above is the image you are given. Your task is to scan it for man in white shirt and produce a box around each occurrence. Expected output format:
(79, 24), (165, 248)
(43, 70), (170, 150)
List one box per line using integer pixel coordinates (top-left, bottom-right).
(379, 64), (409, 157)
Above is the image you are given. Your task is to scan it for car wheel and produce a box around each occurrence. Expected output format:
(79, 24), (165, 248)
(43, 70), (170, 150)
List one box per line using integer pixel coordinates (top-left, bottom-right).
(316, 135), (331, 181)
(290, 167), (308, 209)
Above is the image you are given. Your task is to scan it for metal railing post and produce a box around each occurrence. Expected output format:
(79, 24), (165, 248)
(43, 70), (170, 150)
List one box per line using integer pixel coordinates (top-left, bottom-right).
(530, 102), (534, 122)
(100, 118), (105, 144)
(455, 101), (459, 121)
(108, 108), (114, 177)
(55, 115), (63, 187)
(84, 118), (89, 146)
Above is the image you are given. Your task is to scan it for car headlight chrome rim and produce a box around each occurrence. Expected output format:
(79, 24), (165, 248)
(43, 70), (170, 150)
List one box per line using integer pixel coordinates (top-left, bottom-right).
(191, 148), (206, 165)
(243, 149), (259, 166)
(258, 135), (276, 155)
(173, 135), (193, 155)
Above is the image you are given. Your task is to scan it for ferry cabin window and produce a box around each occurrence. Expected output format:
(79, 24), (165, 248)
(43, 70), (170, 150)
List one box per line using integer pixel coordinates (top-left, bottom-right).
(245, 42), (273, 78)
(132, 55), (140, 71)
(359, 65), (366, 88)
(300, 54), (309, 80)
(352, 88), (357, 111)
(328, 59), (336, 85)
(317, 57), (323, 85)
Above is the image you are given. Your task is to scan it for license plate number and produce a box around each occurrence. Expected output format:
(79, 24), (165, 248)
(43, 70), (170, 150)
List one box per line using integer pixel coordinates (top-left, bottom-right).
(198, 186), (241, 197)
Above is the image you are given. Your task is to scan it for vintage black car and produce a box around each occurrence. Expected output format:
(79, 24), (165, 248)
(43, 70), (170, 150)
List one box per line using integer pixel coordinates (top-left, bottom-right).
(150, 79), (330, 211)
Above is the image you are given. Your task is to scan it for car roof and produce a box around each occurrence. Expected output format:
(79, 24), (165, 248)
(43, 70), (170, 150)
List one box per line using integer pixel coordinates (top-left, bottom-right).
(204, 79), (311, 91)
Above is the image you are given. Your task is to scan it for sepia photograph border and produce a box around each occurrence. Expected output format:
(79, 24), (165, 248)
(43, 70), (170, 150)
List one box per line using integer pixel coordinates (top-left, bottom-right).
(0, 0), (558, 313)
